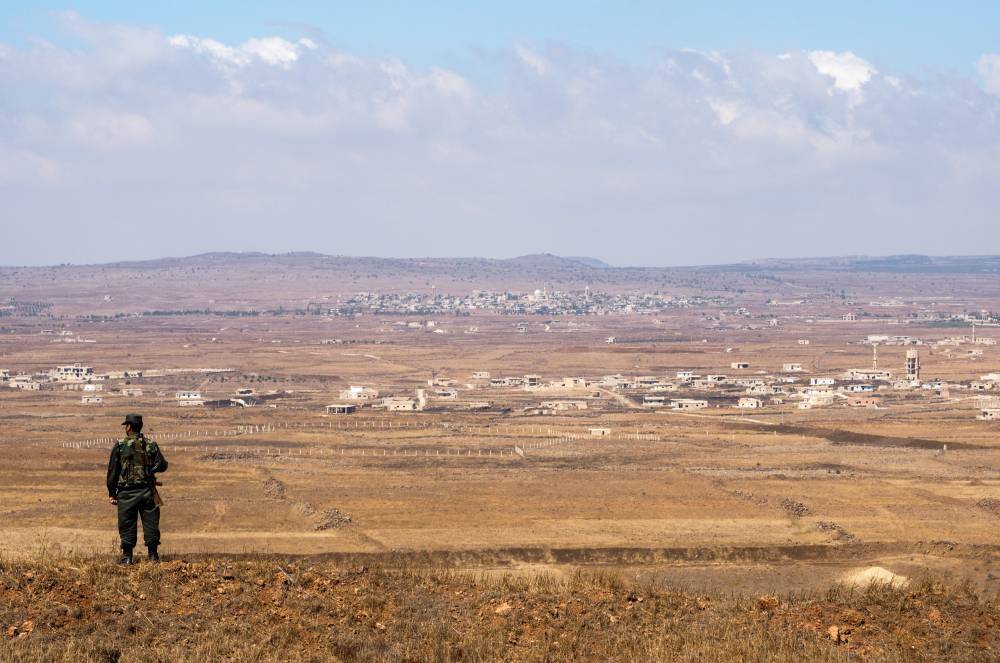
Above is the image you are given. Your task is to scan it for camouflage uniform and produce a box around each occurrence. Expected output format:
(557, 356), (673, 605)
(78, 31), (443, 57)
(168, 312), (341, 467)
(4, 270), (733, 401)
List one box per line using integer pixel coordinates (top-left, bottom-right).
(106, 432), (168, 552)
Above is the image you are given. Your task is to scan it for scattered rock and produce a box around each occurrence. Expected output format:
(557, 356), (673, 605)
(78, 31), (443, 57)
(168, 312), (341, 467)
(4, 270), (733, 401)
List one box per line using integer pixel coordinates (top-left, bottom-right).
(828, 625), (840, 643)
(780, 498), (810, 517)
(976, 498), (1000, 516)
(315, 508), (353, 530)
(816, 521), (857, 542)
(262, 475), (286, 500)
(494, 602), (512, 616)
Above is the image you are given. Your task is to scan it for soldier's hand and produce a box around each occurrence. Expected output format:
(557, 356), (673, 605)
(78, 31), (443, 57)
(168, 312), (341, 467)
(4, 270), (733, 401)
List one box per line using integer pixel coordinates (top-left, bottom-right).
(109, 496), (118, 505)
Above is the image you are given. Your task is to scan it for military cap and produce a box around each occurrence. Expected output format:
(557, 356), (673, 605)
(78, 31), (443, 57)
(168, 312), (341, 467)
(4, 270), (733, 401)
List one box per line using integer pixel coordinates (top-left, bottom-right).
(121, 413), (143, 430)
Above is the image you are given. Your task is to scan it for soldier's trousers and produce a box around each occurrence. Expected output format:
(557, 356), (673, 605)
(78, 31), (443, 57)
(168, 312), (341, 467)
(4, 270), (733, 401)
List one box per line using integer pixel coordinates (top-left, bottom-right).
(116, 486), (160, 549)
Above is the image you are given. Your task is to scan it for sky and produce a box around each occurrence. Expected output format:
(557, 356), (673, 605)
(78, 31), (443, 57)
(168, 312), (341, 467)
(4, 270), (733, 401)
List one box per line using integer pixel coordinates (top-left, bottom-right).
(1, 3), (999, 266)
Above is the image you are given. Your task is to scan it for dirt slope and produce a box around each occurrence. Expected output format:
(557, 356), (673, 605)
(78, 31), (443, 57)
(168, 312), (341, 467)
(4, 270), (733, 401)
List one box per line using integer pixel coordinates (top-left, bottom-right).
(1, 557), (996, 662)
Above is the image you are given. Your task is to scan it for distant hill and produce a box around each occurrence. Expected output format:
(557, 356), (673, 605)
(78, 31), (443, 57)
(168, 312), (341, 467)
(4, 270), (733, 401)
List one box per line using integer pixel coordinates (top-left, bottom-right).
(79, 252), (1000, 274)
(735, 254), (1000, 273)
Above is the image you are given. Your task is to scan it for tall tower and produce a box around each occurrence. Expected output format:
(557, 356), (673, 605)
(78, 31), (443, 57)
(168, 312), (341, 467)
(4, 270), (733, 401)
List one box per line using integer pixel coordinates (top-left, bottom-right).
(906, 349), (920, 381)
(872, 344), (878, 372)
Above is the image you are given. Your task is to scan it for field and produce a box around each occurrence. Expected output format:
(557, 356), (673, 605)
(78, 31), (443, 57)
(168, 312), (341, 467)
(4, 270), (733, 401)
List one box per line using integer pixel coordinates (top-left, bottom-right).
(1, 254), (999, 659)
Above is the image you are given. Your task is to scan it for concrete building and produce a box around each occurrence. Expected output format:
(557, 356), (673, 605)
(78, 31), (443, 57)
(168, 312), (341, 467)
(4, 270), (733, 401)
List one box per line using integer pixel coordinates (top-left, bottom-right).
(978, 408), (1000, 421)
(642, 394), (668, 408)
(737, 397), (762, 409)
(325, 404), (357, 415)
(9, 376), (40, 390)
(670, 398), (709, 410)
(120, 388), (143, 397)
(810, 377), (835, 386)
(540, 400), (588, 411)
(176, 390), (204, 407)
(848, 395), (881, 408)
(471, 371), (490, 380)
(906, 349), (920, 381)
(81, 396), (104, 405)
(589, 427), (611, 437)
(340, 386), (380, 402)
(730, 362), (750, 370)
(53, 364), (94, 382)
(375, 397), (418, 411)
(782, 363), (804, 372)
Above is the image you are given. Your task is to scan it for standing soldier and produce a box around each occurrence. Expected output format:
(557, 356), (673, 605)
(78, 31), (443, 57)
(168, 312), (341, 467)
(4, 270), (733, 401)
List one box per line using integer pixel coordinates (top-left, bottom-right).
(106, 414), (168, 565)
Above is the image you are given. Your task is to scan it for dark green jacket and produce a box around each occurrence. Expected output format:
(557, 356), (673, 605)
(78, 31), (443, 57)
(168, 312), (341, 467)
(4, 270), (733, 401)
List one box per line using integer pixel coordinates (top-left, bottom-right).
(106, 433), (167, 497)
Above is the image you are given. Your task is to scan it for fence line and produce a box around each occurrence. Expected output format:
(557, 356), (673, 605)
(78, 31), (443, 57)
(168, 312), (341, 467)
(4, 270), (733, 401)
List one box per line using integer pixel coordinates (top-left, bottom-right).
(60, 419), (662, 453)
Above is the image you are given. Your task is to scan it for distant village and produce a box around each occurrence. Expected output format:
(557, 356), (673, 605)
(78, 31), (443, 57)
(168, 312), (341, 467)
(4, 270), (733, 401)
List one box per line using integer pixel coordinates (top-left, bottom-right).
(4, 327), (999, 421)
(320, 289), (730, 317)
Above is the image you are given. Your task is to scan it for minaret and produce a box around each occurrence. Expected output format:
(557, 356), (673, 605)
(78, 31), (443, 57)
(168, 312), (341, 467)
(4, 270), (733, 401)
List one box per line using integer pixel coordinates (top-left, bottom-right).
(872, 344), (878, 372)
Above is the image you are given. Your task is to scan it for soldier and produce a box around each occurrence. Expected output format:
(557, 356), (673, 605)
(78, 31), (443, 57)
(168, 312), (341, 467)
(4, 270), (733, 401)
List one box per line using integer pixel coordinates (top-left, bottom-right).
(106, 414), (168, 565)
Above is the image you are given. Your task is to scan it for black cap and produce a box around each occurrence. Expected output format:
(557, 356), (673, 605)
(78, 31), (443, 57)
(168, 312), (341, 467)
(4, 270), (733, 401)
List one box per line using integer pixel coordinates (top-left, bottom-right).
(121, 413), (143, 430)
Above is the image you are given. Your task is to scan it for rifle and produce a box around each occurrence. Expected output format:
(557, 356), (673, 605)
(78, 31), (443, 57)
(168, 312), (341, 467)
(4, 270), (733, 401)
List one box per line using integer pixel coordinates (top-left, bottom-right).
(137, 434), (164, 507)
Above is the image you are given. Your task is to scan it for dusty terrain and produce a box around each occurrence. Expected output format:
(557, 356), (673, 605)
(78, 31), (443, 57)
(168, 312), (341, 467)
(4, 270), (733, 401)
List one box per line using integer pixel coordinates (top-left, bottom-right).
(2, 558), (997, 661)
(1, 253), (998, 659)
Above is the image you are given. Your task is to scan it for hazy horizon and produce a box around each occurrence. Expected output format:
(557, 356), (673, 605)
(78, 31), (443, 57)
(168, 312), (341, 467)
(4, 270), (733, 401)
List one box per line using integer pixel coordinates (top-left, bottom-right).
(2, 4), (1000, 265)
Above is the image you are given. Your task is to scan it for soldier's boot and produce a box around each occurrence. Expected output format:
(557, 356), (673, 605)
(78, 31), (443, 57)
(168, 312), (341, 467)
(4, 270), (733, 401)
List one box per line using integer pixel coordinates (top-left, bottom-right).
(119, 547), (134, 566)
(147, 546), (159, 563)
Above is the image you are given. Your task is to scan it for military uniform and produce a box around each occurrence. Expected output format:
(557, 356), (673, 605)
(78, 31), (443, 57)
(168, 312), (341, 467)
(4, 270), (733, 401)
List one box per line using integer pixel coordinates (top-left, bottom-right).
(106, 414), (167, 563)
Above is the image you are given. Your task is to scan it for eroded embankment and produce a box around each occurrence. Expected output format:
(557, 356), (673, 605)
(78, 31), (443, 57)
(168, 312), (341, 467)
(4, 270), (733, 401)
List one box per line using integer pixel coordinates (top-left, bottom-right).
(2, 557), (997, 661)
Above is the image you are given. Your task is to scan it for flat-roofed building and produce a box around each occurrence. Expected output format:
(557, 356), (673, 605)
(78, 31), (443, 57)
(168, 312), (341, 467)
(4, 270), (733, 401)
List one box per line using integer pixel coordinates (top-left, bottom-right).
(53, 364), (94, 382)
(978, 408), (1000, 421)
(670, 398), (708, 410)
(176, 390), (204, 407)
(375, 397), (418, 412)
(340, 386), (379, 401)
(539, 400), (588, 411)
(325, 404), (357, 415)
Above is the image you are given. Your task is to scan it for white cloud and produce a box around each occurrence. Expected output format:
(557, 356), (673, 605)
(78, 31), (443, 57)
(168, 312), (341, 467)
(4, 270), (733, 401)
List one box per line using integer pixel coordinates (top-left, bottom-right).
(168, 34), (317, 69)
(1, 17), (1000, 265)
(514, 44), (550, 76)
(978, 54), (1000, 94)
(808, 50), (876, 92)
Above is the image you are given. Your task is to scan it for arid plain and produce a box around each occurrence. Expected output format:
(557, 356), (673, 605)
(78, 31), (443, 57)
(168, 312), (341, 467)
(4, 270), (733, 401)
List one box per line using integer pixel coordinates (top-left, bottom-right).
(1, 254), (998, 600)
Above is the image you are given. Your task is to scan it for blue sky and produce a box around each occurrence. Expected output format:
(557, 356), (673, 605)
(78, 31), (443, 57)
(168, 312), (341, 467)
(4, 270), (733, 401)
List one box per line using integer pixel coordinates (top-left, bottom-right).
(1, 4), (999, 265)
(2, 1), (997, 78)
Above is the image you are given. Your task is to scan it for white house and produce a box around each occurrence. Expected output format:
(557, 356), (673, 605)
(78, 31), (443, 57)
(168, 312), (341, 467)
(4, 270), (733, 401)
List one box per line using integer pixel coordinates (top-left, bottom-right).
(340, 386), (380, 402)
(176, 390), (204, 406)
(670, 398), (708, 410)
(375, 397), (418, 412)
(53, 364), (94, 382)
(737, 397), (763, 409)
(979, 408), (1000, 421)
